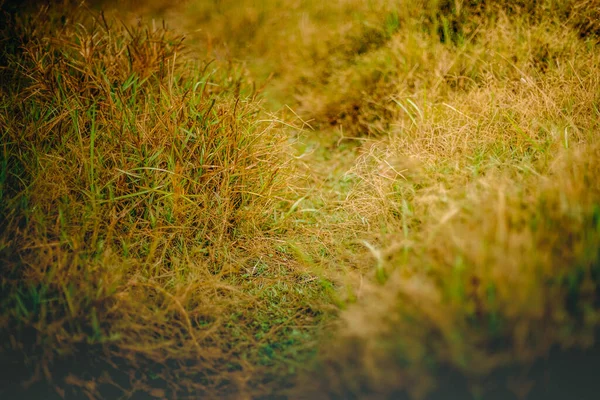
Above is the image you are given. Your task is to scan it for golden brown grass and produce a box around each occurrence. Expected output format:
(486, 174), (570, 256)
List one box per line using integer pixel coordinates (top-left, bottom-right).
(1, 0), (600, 399)
(0, 2), (332, 398)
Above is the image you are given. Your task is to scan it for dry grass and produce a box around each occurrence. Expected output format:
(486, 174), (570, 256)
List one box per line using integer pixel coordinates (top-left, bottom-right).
(0, 2), (332, 398)
(1, 0), (600, 399)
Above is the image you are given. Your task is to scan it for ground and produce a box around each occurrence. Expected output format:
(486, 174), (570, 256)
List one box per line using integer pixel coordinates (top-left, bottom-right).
(1, 1), (600, 399)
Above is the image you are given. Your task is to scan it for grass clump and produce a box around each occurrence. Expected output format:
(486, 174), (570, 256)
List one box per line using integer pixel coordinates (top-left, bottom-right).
(162, 0), (600, 136)
(313, 143), (600, 398)
(300, 4), (600, 398)
(0, 2), (329, 398)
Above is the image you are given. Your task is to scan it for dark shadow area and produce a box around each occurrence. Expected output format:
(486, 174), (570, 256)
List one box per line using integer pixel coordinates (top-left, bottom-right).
(423, 335), (600, 400)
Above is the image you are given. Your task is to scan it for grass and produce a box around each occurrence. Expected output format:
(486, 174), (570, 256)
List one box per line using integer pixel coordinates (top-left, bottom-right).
(0, 2), (330, 398)
(1, 0), (600, 399)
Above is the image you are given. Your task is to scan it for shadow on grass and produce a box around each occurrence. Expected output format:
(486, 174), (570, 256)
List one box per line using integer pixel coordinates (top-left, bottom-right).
(3, 335), (600, 399)
(418, 335), (600, 400)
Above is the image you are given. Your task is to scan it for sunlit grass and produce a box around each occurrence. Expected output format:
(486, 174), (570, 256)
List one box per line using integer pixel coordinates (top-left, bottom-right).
(0, 3), (332, 398)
